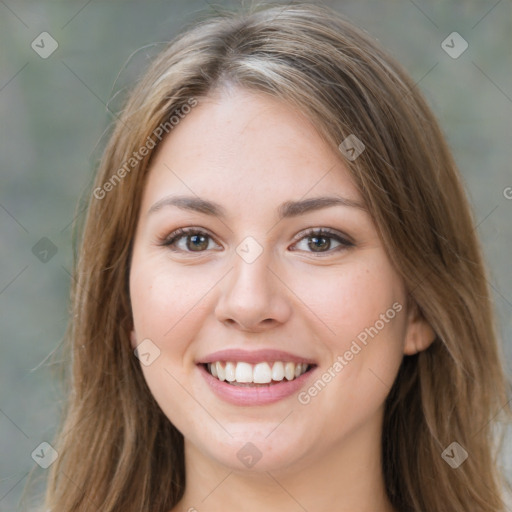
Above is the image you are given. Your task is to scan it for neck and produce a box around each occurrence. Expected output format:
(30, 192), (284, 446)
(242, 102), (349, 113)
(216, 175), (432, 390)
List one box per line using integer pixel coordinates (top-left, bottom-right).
(172, 412), (396, 512)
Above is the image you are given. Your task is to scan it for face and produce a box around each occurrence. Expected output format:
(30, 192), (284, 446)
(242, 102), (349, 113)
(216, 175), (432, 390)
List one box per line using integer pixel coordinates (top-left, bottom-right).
(129, 87), (430, 474)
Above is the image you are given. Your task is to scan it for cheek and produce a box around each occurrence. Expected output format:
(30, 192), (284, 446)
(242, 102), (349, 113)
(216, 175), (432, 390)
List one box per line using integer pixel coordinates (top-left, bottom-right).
(129, 258), (210, 430)
(298, 257), (407, 416)
(292, 256), (405, 349)
(130, 257), (209, 342)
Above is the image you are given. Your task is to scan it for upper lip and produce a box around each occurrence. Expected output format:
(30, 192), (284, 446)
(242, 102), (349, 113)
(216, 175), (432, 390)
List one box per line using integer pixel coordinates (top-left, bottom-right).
(196, 349), (317, 365)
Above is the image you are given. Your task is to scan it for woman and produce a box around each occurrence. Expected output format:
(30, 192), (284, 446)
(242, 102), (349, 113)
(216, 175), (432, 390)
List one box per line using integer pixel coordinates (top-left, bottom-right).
(41, 3), (511, 511)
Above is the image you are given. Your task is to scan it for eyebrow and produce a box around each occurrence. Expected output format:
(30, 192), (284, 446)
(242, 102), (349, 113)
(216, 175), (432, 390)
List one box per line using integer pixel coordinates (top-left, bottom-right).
(147, 194), (367, 220)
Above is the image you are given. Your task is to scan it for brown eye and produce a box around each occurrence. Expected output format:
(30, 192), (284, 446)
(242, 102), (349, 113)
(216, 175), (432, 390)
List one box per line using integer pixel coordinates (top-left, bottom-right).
(185, 233), (209, 251)
(292, 228), (354, 254)
(161, 228), (218, 253)
(307, 235), (331, 252)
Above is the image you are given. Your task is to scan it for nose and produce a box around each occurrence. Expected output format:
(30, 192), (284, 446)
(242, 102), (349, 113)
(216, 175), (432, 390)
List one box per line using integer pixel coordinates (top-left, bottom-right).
(214, 247), (292, 333)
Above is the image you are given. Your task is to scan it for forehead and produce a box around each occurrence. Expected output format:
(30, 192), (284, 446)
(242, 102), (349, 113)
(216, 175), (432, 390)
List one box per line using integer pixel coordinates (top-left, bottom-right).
(141, 88), (362, 212)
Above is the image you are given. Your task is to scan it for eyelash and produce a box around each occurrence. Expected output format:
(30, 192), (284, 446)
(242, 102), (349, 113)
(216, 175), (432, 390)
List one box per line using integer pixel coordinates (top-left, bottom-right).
(159, 227), (354, 256)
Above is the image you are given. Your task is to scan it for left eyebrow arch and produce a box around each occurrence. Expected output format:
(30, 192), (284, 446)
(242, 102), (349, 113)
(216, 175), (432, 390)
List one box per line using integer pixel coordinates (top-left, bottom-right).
(146, 194), (367, 219)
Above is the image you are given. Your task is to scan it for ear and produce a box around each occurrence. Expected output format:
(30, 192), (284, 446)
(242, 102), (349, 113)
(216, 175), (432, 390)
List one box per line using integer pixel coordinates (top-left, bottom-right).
(403, 299), (436, 355)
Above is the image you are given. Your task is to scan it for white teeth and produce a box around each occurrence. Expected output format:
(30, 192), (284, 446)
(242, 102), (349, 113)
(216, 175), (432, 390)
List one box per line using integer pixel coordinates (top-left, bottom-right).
(225, 362), (236, 382)
(216, 362), (226, 381)
(235, 362), (253, 383)
(271, 361), (285, 381)
(284, 362), (295, 381)
(206, 360), (309, 384)
(253, 362), (272, 384)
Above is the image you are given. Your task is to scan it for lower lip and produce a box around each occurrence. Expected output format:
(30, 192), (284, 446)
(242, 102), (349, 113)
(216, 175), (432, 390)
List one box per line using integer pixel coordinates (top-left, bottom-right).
(198, 364), (315, 406)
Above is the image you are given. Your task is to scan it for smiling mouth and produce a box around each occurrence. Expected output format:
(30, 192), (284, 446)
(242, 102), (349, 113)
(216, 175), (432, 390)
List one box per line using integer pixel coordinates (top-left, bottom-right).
(203, 361), (315, 386)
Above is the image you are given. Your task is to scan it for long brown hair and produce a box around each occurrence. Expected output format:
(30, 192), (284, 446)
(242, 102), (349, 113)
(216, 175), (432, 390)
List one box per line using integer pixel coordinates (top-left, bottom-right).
(37, 2), (510, 510)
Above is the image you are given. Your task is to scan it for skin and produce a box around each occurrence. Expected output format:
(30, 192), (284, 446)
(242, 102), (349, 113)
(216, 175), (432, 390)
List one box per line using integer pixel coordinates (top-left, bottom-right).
(129, 87), (434, 512)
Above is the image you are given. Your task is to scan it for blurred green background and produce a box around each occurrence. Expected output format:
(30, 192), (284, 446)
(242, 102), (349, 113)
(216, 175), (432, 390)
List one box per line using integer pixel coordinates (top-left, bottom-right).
(1, 0), (511, 510)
